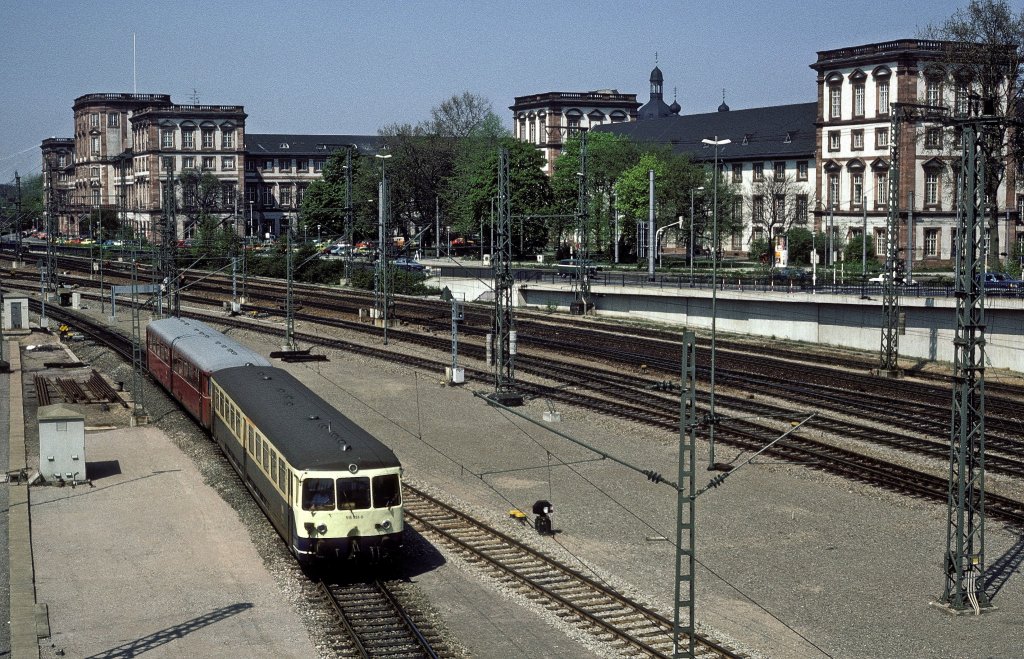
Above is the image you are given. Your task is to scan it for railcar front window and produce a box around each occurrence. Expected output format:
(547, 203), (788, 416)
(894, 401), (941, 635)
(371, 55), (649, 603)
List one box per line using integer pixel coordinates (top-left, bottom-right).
(336, 477), (371, 510)
(302, 478), (335, 511)
(373, 474), (402, 508)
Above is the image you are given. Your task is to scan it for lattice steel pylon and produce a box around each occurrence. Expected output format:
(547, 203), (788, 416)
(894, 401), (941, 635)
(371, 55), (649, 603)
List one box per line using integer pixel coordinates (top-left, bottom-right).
(573, 131), (592, 314)
(44, 165), (59, 298)
(673, 331), (698, 658)
(492, 147), (517, 398)
(878, 103), (948, 376)
(941, 117), (993, 614)
(878, 107), (904, 375)
(129, 246), (147, 421)
(284, 224), (296, 350)
(159, 174), (179, 317)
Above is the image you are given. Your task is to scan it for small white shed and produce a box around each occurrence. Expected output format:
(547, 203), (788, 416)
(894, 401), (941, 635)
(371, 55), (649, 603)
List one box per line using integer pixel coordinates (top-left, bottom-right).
(3, 295), (31, 335)
(38, 404), (86, 483)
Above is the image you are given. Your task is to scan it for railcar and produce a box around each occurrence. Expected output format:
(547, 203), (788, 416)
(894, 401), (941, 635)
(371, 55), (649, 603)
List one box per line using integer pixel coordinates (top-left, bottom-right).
(210, 365), (404, 562)
(146, 316), (270, 427)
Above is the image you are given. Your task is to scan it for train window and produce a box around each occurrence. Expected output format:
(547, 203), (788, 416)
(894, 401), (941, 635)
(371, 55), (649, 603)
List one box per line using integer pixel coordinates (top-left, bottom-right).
(277, 457), (287, 491)
(302, 478), (335, 511)
(246, 426), (254, 454)
(262, 441), (270, 471)
(336, 477), (371, 510)
(256, 437), (262, 463)
(270, 452), (278, 482)
(288, 475), (293, 503)
(372, 474), (402, 508)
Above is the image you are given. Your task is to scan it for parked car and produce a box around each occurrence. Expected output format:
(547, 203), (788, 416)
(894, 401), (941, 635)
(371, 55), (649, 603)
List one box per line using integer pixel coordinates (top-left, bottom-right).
(393, 257), (425, 272)
(770, 267), (807, 283)
(982, 272), (1023, 295)
(555, 259), (600, 278)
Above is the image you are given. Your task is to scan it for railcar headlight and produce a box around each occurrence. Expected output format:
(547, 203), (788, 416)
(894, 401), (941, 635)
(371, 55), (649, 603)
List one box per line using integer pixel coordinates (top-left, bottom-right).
(317, 523), (327, 535)
(376, 520), (393, 532)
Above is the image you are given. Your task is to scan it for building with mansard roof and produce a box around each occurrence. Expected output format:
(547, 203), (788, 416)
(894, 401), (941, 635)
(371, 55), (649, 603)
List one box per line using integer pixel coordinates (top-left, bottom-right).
(41, 94), (382, 242)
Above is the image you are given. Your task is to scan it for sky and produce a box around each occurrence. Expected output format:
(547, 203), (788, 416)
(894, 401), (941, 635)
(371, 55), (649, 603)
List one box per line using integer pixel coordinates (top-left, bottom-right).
(1, 0), (972, 184)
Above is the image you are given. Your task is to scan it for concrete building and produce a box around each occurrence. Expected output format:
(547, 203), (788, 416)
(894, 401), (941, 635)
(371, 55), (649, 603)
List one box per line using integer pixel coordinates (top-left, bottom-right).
(510, 90), (639, 175)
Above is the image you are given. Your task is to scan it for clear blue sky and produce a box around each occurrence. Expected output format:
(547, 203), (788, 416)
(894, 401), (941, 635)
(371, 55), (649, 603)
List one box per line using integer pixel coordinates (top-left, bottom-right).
(1, 0), (969, 183)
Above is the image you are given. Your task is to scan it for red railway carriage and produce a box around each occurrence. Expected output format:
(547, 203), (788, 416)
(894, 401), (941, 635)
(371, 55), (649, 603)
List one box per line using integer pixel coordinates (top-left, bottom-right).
(147, 317), (271, 427)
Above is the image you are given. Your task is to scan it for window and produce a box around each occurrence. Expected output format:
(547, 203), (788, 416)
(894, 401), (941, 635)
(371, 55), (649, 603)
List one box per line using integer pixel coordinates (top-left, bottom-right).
(58, 154), (67, 167)
(245, 158), (256, 172)
(540, 115), (547, 139)
(875, 173), (888, 206)
(773, 195), (785, 220)
(161, 129), (174, 149)
(246, 186), (256, 203)
(372, 474), (402, 508)
(202, 156), (215, 170)
(182, 156), (195, 170)
(924, 228), (939, 256)
(797, 161), (808, 181)
(874, 228), (886, 256)
(261, 159), (274, 172)
(828, 174), (840, 208)
(262, 441), (270, 471)
(567, 115), (581, 134)
(107, 113), (119, 128)
(752, 195), (764, 219)
(877, 81), (890, 116)
(925, 127), (941, 149)
(221, 182), (236, 206)
(926, 79), (941, 107)
(852, 173), (863, 206)
(221, 129), (234, 149)
(92, 189), (100, 205)
(336, 477), (371, 510)
(279, 158), (291, 171)
(90, 113), (99, 128)
(296, 159), (307, 171)
(852, 130), (864, 150)
(202, 129), (214, 149)
(313, 159), (324, 172)
(90, 166), (100, 179)
(221, 156), (235, 170)
(247, 427), (255, 455)
(876, 128), (889, 149)
(277, 457), (287, 491)
(796, 194), (809, 223)
(297, 184), (307, 205)
(753, 163), (764, 181)
(260, 185), (275, 206)
(853, 84), (865, 117)
(302, 478), (335, 511)
(182, 129), (195, 149)
(732, 164), (742, 183)
(529, 121), (535, 143)
(828, 131), (840, 152)
(270, 451), (277, 482)
(774, 162), (785, 181)
(279, 186), (292, 207)
(829, 86), (842, 119)
(955, 85), (969, 116)
(925, 171), (939, 205)
(162, 156), (174, 172)
(518, 118), (526, 138)
(91, 136), (100, 155)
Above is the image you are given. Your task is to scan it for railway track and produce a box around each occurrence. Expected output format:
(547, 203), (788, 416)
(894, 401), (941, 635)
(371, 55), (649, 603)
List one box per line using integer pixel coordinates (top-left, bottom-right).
(318, 578), (443, 658)
(403, 486), (742, 658)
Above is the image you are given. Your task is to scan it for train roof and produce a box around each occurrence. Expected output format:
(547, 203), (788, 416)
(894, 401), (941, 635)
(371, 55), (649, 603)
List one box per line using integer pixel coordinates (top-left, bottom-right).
(212, 366), (400, 472)
(148, 316), (270, 373)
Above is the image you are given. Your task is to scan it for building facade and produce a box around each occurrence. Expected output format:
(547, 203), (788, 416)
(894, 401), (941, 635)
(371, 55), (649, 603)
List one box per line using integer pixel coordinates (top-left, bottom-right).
(510, 90), (639, 175)
(812, 39), (1020, 268)
(41, 93), (382, 243)
(543, 42), (1021, 265)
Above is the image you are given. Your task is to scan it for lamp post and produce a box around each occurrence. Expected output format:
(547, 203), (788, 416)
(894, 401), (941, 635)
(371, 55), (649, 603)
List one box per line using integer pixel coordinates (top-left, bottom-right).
(689, 186), (705, 284)
(375, 152), (392, 345)
(701, 136), (731, 470)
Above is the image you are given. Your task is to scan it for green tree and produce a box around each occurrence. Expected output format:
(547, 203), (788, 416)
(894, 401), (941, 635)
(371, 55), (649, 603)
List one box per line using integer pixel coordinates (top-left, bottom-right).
(446, 137), (552, 255)
(552, 133), (640, 258)
(844, 233), (878, 273)
(784, 227), (814, 265)
(924, 0), (1024, 267)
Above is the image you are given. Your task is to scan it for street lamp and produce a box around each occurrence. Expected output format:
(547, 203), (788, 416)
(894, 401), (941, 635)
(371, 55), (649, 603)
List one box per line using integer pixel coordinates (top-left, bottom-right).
(375, 152), (392, 345)
(689, 186), (705, 284)
(701, 136), (731, 470)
